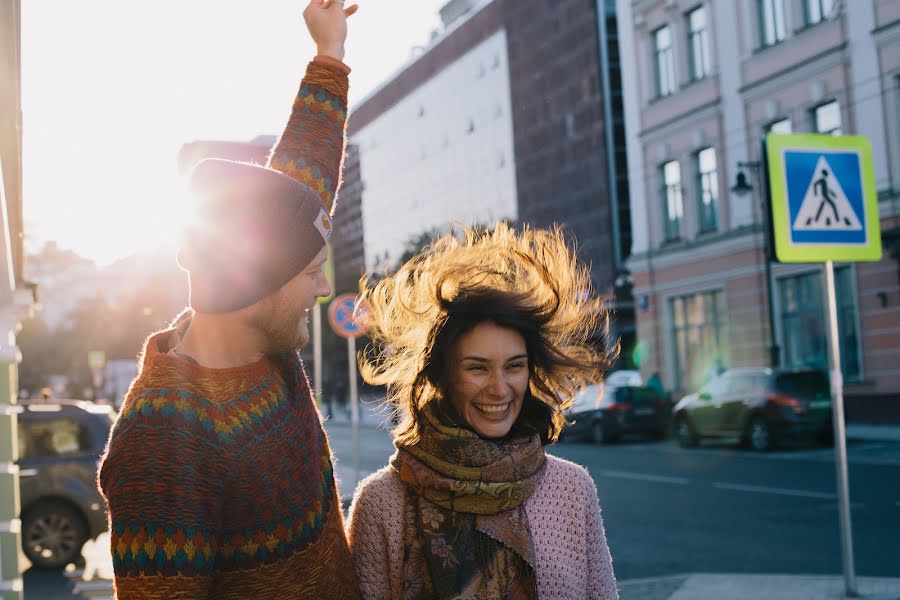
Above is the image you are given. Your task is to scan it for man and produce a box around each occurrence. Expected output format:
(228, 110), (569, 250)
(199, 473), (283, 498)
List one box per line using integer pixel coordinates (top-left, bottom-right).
(98, 1), (360, 597)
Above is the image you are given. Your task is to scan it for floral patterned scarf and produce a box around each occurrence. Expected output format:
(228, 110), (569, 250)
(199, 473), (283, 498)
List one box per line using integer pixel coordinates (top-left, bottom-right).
(390, 406), (546, 599)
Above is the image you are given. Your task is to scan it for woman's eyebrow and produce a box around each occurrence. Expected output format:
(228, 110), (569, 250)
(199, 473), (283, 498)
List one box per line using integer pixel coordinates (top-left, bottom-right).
(460, 354), (528, 362)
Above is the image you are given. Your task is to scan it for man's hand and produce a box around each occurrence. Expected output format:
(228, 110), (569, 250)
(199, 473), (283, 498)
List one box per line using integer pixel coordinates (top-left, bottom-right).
(304, 0), (359, 62)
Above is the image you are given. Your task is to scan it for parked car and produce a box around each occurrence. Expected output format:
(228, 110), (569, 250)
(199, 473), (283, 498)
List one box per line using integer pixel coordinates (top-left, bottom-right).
(16, 400), (114, 569)
(672, 368), (833, 451)
(563, 370), (670, 443)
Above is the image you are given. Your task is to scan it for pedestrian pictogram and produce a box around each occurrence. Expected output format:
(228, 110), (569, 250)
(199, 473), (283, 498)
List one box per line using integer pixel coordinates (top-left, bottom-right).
(328, 293), (372, 339)
(792, 157), (862, 231)
(766, 133), (881, 263)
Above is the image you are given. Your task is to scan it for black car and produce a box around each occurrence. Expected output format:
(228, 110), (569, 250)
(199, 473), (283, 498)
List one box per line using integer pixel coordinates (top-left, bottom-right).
(17, 400), (114, 569)
(564, 375), (671, 444)
(673, 368), (833, 451)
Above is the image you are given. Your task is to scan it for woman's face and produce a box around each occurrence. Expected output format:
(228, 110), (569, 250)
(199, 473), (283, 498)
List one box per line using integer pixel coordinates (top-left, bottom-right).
(447, 322), (529, 439)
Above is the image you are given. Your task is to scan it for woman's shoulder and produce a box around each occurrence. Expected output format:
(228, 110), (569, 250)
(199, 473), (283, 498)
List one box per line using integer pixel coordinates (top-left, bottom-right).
(538, 454), (599, 501)
(350, 465), (405, 513)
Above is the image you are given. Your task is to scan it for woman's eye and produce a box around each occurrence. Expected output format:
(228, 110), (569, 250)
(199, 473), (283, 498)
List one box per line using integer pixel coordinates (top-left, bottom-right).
(508, 363), (526, 369)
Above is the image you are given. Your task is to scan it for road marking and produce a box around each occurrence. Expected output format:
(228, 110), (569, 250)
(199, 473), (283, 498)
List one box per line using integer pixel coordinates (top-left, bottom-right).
(598, 470), (690, 485)
(713, 482), (836, 500)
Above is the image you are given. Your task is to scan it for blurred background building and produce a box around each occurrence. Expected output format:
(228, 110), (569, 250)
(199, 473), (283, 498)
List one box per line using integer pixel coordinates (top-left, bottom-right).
(617, 0), (900, 418)
(341, 0), (636, 366)
(1, 0), (37, 596)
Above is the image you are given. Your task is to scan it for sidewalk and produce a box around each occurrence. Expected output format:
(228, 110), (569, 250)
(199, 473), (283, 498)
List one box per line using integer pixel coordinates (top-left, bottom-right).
(846, 423), (900, 443)
(619, 573), (900, 600)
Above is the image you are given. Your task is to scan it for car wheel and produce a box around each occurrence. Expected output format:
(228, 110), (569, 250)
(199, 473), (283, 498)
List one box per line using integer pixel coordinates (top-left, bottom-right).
(651, 427), (668, 442)
(747, 417), (773, 452)
(816, 427), (835, 447)
(592, 421), (607, 445)
(675, 415), (698, 448)
(22, 501), (88, 569)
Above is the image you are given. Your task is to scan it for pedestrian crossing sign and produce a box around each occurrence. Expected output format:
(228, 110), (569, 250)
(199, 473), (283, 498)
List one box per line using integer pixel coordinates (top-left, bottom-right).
(766, 133), (882, 262)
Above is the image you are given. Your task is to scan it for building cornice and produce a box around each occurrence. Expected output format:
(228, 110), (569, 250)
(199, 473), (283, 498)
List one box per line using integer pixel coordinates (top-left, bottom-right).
(627, 225), (762, 272)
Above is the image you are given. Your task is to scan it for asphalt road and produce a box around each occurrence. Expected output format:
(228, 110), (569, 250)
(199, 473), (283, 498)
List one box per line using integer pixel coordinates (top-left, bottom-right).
(24, 421), (900, 599)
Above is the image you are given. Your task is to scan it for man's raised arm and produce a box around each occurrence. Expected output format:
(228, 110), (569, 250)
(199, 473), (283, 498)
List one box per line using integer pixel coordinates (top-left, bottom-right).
(267, 0), (358, 214)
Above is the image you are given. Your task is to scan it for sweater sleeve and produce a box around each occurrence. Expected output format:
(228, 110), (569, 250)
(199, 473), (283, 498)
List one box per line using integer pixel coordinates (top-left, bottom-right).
(346, 475), (396, 600)
(267, 56), (350, 214)
(583, 474), (619, 600)
(98, 399), (226, 600)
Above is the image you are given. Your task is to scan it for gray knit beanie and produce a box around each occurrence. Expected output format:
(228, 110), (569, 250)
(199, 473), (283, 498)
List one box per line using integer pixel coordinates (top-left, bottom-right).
(177, 158), (333, 314)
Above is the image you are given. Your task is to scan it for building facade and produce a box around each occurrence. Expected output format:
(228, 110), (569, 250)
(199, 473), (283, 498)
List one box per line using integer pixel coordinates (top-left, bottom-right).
(618, 0), (900, 414)
(1, 0), (38, 596)
(344, 0), (636, 361)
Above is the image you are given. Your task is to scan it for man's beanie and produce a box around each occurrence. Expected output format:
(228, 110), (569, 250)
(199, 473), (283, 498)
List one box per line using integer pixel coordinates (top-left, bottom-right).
(177, 159), (333, 314)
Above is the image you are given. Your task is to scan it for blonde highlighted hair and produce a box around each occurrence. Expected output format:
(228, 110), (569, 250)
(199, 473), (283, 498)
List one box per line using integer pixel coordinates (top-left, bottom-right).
(360, 223), (616, 445)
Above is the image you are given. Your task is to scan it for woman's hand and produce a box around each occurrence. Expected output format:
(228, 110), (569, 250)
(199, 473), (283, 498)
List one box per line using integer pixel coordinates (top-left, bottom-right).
(303, 0), (359, 62)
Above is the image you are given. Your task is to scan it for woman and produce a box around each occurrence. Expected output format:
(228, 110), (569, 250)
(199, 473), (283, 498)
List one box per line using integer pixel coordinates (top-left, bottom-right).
(347, 223), (618, 599)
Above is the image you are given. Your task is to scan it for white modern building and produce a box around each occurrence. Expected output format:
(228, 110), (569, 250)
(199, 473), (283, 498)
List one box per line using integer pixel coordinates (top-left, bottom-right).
(350, 7), (517, 270)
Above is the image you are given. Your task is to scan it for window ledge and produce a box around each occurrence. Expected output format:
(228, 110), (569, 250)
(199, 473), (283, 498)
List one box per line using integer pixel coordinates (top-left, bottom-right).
(752, 39), (786, 56)
(793, 18), (832, 36)
(845, 379), (877, 388)
(681, 74), (712, 90)
(649, 92), (677, 105)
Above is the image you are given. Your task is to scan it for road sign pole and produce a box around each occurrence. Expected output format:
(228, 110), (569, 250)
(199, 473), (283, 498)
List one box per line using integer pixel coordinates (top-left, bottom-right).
(347, 335), (360, 490)
(824, 259), (858, 598)
(313, 303), (323, 407)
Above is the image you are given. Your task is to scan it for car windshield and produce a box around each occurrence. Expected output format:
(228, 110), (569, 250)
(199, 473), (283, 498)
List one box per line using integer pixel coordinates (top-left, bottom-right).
(569, 384), (605, 412)
(774, 372), (829, 396)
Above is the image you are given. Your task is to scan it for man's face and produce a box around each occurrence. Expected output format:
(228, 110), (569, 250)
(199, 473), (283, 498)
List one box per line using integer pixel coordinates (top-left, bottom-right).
(250, 245), (332, 353)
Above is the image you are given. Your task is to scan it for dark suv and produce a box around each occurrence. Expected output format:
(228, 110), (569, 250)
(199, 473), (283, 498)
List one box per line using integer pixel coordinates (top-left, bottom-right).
(17, 400), (114, 569)
(673, 368), (833, 451)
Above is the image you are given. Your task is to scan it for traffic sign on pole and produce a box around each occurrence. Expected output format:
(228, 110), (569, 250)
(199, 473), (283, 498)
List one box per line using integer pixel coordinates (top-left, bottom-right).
(766, 133), (882, 263)
(327, 293), (372, 339)
(327, 293), (371, 490)
(764, 132), (884, 598)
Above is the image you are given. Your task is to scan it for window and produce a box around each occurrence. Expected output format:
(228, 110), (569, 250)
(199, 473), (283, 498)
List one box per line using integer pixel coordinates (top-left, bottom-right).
(687, 6), (711, 80)
(654, 26), (677, 97)
(779, 267), (859, 379)
(671, 290), (727, 390)
(696, 147), (719, 232)
(759, 0), (786, 46)
(768, 118), (793, 134)
(813, 101), (842, 135)
(662, 160), (684, 241)
(18, 418), (93, 459)
(805, 0), (835, 25)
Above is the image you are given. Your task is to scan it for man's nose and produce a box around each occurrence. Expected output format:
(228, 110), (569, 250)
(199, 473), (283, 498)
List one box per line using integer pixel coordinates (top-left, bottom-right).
(318, 278), (333, 299)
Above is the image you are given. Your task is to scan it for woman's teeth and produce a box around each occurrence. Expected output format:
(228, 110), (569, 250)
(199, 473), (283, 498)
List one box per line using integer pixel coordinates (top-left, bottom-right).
(475, 402), (510, 414)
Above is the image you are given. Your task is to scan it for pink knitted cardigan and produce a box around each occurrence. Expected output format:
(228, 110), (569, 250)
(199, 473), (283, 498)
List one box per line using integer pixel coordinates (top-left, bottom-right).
(346, 454), (618, 600)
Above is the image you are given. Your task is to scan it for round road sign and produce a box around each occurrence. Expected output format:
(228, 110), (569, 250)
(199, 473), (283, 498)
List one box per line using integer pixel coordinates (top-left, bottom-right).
(328, 293), (372, 339)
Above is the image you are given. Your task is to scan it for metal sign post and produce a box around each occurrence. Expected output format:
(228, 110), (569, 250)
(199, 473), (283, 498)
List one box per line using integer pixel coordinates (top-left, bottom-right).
(766, 133), (882, 598)
(823, 260), (857, 596)
(347, 335), (359, 488)
(328, 293), (372, 491)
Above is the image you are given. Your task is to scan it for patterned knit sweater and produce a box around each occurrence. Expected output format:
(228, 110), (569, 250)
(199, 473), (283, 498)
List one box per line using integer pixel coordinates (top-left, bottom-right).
(347, 455), (618, 600)
(97, 57), (359, 600)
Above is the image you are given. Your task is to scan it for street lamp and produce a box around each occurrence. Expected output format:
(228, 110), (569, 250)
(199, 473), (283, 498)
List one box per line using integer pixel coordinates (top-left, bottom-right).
(731, 161), (781, 368)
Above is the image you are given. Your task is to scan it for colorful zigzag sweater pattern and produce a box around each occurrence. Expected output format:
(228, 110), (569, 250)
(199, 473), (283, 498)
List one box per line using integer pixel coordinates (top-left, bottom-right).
(97, 57), (359, 599)
(98, 319), (359, 599)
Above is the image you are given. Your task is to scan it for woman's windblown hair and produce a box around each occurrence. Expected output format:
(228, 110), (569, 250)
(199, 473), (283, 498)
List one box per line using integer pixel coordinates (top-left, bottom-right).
(360, 223), (616, 445)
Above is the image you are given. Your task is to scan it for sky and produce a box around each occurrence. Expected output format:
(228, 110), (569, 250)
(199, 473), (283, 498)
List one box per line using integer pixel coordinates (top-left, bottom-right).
(21, 1), (447, 265)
